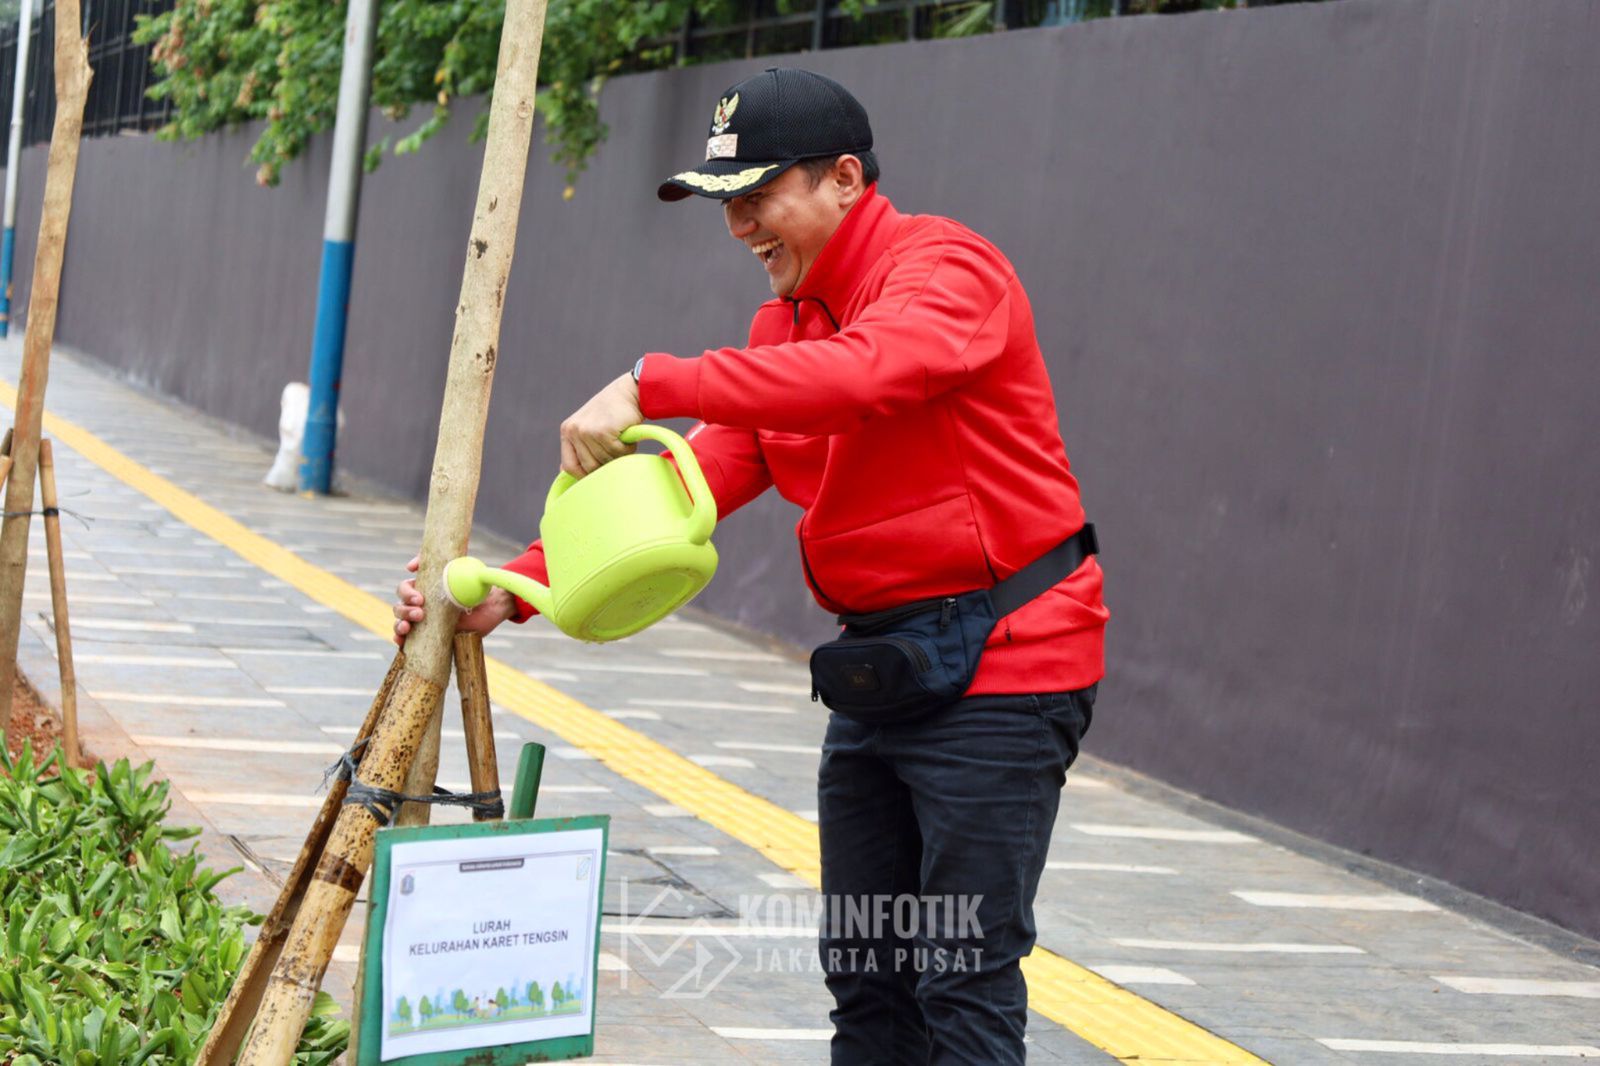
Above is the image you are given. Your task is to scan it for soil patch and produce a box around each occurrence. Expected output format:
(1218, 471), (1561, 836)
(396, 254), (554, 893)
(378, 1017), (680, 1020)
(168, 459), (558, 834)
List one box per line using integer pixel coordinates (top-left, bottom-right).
(7, 668), (64, 760)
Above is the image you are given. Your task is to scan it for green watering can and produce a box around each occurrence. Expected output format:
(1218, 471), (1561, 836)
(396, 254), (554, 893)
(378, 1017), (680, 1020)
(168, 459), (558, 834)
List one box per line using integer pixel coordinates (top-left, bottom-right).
(442, 424), (718, 642)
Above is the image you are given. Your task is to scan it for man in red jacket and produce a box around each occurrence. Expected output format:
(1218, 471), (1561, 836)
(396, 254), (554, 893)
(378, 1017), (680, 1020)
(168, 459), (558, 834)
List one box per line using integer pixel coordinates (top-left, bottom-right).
(395, 68), (1107, 1065)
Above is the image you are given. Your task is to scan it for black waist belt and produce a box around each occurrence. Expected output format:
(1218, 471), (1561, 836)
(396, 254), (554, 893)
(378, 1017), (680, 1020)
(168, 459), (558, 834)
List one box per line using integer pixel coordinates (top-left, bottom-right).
(835, 523), (1099, 629)
(815, 523), (1100, 723)
(990, 522), (1099, 618)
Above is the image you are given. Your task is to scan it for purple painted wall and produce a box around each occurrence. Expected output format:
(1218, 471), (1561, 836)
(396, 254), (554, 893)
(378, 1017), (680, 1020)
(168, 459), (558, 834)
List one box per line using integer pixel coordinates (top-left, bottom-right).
(9, 0), (1599, 938)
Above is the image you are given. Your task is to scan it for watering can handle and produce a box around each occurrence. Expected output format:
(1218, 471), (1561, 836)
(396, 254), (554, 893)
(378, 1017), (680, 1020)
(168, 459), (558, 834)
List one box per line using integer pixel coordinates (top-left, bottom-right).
(543, 425), (717, 545)
(621, 424), (717, 544)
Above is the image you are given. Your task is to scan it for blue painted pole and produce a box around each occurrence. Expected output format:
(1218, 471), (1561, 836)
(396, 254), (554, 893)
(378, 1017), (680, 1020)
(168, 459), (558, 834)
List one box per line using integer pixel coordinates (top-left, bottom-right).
(298, 0), (378, 493)
(1, 0), (37, 338)
(300, 237), (355, 490)
(0, 229), (15, 334)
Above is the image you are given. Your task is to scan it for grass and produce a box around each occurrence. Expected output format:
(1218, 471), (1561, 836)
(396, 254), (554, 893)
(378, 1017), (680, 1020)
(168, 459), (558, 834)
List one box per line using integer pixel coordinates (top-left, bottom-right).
(0, 741), (348, 1065)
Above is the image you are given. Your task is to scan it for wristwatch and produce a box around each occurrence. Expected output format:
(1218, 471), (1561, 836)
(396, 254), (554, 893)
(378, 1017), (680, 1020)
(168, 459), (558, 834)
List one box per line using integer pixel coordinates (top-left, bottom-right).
(631, 356), (645, 384)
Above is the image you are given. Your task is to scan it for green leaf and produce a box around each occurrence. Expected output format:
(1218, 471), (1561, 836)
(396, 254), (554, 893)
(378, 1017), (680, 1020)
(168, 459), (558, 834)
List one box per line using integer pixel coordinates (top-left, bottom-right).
(180, 968), (211, 1011)
(49, 915), (76, 954)
(0, 740), (347, 1062)
(130, 1027), (175, 1066)
(20, 975), (46, 1014)
(7, 900), (24, 956)
(158, 901), (183, 943)
(103, 919), (125, 962)
(220, 933), (244, 970)
(82, 1005), (106, 1049)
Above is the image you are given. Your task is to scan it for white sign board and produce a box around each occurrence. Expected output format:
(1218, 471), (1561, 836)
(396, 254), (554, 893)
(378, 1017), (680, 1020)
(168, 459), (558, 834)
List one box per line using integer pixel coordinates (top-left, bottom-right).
(378, 825), (605, 1062)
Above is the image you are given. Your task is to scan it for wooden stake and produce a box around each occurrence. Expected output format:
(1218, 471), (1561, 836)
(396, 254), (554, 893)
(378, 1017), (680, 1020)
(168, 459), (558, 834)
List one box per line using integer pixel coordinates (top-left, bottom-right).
(348, 636), (501, 1060)
(0, 0), (92, 737)
(233, 0), (550, 1056)
(36, 440), (78, 766)
(455, 632), (502, 821)
(0, 428), (12, 497)
(394, 695), (443, 827)
(388, 627), (497, 833)
(196, 651), (406, 1066)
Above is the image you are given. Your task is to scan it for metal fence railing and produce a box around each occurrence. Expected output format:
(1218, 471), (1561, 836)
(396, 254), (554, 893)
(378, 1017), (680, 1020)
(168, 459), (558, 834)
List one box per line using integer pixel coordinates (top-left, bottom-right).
(650, 0), (1328, 65)
(0, 0), (1327, 158)
(0, 0), (173, 157)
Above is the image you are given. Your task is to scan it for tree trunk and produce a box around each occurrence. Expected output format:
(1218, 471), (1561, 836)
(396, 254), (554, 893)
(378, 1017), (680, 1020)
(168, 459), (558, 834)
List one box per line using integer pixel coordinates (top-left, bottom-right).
(37, 440), (80, 765)
(0, 0), (91, 738)
(232, 0), (551, 1057)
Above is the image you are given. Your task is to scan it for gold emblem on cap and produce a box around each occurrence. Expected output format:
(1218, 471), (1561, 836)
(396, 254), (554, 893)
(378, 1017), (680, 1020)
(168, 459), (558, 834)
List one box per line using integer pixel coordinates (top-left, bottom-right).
(711, 93), (739, 135)
(671, 164), (778, 193)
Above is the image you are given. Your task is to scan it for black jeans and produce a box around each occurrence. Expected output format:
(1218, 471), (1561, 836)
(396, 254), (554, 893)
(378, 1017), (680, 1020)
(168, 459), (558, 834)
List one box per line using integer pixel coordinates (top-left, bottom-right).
(818, 686), (1094, 1065)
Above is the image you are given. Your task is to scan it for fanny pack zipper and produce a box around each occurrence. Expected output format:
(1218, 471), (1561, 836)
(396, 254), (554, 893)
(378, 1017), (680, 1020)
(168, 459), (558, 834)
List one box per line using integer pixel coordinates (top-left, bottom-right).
(840, 596), (958, 633)
(877, 636), (933, 673)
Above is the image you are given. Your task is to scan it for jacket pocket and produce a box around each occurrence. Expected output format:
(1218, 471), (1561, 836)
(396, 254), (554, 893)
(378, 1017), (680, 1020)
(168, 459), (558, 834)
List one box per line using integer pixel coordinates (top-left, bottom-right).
(803, 494), (995, 612)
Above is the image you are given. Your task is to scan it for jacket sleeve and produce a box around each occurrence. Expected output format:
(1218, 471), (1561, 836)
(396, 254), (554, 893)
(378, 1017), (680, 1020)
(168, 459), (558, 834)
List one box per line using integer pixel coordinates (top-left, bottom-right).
(497, 420), (771, 623)
(638, 242), (1014, 435)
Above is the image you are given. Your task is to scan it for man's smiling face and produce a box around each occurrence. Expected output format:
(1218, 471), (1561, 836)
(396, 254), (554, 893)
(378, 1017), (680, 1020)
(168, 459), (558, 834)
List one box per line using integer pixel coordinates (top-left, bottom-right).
(722, 157), (866, 298)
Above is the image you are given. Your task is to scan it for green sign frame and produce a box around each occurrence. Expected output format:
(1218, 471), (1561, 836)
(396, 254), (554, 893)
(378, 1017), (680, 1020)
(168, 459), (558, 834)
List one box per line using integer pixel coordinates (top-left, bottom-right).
(357, 814), (610, 1066)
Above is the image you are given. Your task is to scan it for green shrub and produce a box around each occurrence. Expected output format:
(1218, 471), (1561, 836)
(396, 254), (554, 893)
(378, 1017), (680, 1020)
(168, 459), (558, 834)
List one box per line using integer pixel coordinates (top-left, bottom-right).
(0, 742), (348, 1065)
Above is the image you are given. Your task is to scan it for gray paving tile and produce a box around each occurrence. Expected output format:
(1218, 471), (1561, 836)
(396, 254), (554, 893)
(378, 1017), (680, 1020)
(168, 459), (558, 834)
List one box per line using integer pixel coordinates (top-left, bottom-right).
(6, 343), (1599, 1064)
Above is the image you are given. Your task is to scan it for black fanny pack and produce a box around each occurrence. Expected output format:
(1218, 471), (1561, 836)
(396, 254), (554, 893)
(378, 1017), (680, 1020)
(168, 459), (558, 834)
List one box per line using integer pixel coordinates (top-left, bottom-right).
(809, 524), (1098, 723)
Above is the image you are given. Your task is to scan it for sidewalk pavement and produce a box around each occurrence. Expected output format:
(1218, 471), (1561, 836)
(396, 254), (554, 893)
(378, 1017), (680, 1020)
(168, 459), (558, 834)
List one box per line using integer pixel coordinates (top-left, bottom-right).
(4, 341), (1599, 1065)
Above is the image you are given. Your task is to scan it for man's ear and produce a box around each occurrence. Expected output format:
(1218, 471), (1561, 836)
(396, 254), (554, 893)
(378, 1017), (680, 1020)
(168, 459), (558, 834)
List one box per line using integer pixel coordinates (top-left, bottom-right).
(834, 154), (867, 210)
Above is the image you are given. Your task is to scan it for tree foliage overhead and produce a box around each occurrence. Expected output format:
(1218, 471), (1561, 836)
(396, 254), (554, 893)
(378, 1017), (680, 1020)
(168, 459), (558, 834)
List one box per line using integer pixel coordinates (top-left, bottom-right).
(131, 0), (1279, 190)
(133, 0), (734, 188)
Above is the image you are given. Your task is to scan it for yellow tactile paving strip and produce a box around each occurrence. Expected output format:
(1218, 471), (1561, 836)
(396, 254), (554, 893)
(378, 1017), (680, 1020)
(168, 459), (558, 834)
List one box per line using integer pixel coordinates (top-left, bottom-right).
(3, 377), (1268, 1064)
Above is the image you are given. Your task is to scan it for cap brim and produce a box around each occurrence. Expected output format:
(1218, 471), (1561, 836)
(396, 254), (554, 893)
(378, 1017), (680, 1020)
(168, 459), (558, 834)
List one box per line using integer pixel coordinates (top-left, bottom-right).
(657, 158), (800, 202)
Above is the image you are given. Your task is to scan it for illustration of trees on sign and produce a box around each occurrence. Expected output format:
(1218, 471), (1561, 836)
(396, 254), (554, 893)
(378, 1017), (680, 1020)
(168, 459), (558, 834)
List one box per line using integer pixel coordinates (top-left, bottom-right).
(393, 995), (412, 1029)
(527, 980), (544, 1013)
(551, 981), (564, 1011)
(452, 988), (469, 1016)
(419, 995), (434, 1024)
(495, 986), (510, 1011)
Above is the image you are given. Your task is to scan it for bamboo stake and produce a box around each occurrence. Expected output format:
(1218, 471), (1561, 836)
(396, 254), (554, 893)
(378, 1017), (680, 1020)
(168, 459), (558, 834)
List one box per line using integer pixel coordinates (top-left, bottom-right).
(455, 632), (502, 822)
(388, 592), (486, 834)
(233, 0), (549, 1056)
(0, 0), (91, 736)
(196, 651), (406, 1066)
(36, 440), (78, 765)
(347, 636), (500, 1059)
(394, 694), (443, 827)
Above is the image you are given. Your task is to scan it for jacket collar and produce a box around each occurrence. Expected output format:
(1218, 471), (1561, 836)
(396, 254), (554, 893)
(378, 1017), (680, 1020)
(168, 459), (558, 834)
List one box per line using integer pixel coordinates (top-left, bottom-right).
(787, 183), (901, 316)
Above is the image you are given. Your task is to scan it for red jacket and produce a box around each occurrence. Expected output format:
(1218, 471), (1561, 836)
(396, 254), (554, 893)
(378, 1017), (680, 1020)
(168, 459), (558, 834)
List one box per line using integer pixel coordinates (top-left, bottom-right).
(505, 184), (1106, 693)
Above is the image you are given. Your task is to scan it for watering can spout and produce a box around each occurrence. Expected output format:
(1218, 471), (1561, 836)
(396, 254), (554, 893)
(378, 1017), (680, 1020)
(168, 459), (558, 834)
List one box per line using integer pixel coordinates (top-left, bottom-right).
(442, 556), (554, 618)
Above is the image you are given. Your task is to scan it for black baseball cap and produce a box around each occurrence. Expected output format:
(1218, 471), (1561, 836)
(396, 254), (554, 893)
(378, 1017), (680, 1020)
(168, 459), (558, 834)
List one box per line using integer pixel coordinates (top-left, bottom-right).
(657, 68), (874, 202)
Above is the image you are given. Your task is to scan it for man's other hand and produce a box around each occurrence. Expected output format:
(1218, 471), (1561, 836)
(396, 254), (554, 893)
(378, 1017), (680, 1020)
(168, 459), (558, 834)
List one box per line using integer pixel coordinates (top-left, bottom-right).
(392, 555), (516, 647)
(559, 372), (642, 479)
